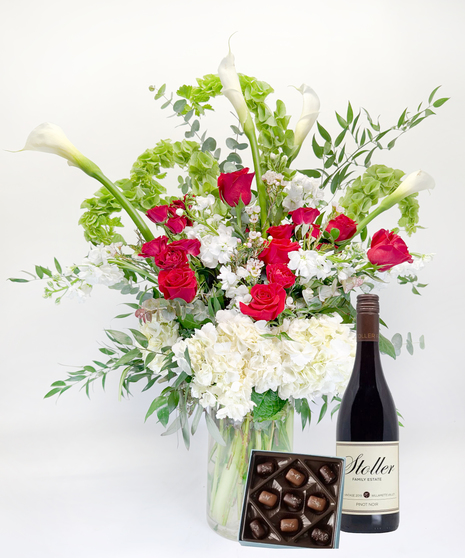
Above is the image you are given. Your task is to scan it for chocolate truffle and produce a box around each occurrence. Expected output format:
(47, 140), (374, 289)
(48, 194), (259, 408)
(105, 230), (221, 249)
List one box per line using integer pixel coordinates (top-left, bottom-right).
(307, 494), (327, 513)
(283, 492), (303, 510)
(285, 468), (306, 487)
(319, 464), (336, 484)
(257, 461), (275, 476)
(250, 519), (267, 540)
(311, 527), (331, 545)
(280, 518), (299, 533)
(258, 490), (278, 508)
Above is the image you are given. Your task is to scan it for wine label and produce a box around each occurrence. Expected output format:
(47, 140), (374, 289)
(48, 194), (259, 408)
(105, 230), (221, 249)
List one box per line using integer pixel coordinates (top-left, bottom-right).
(336, 441), (399, 515)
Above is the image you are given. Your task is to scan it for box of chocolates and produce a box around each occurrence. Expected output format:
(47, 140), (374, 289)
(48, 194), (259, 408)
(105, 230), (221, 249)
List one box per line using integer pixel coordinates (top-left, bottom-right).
(238, 450), (345, 549)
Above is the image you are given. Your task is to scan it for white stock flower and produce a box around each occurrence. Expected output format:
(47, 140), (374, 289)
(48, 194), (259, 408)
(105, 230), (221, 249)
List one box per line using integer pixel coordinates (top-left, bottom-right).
(283, 173), (324, 212)
(192, 194), (215, 212)
(87, 243), (122, 265)
(185, 223), (239, 268)
(288, 250), (334, 283)
(218, 47), (250, 127)
(294, 85), (320, 147)
(318, 279), (340, 302)
(140, 313), (180, 374)
(218, 265), (239, 291)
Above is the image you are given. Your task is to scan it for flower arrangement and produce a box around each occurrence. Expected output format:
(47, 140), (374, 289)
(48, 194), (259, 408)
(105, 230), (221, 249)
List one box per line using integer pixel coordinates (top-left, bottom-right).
(10, 42), (446, 536)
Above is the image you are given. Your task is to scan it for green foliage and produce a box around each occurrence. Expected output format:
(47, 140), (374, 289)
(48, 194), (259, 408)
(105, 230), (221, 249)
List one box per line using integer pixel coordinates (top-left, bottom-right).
(251, 389), (288, 422)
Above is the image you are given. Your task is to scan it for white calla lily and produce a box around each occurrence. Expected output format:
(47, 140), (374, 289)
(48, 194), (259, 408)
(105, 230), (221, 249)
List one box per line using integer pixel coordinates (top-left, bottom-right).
(380, 170), (435, 210)
(294, 84), (320, 147)
(218, 48), (250, 128)
(12, 123), (94, 171)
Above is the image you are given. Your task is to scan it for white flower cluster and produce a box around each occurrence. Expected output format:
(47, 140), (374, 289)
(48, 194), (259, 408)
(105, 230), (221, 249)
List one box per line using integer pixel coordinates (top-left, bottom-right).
(262, 170), (287, 187)
(139, 300), (180, 374)
(171, 310), (355, 421)
(218, 265), (252, 309)
(184, 222), (239, 268)
(190, 194), (215, 213)
(282, 173), (325, 212)
(78, 243), (125, 287)
(288, 249), (334, 283)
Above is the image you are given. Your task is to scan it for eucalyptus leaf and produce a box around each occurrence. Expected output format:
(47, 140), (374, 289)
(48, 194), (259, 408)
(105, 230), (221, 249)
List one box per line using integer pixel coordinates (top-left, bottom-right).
(205, 411), (226, 446)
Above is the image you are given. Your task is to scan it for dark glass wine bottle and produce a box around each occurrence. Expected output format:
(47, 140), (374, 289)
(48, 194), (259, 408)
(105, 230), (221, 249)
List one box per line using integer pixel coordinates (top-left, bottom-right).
(336, 294), (399, 533)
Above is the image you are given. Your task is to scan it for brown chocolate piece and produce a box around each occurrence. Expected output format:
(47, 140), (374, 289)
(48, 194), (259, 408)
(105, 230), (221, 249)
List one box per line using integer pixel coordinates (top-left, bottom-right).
(319, 464), (336, 484)
(283, 492), (302, 510)
(257, 461), (275, 476)
(307, 494), (327, 513)
(280, 518), (299, 533)
(311, 527), (330, 545)
(285, 468), (306, 487)
(250, 519), (267, 540)
(258, 490), (278, 508)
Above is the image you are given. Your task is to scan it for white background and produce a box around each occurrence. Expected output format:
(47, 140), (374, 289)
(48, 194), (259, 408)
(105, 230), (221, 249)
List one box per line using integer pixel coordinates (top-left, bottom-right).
(1, 1), (464, 556)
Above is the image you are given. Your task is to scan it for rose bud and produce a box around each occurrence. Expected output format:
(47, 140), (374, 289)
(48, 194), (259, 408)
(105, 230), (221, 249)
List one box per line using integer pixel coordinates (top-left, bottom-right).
(259, 238), (300, 265)
(169, 239), (201, 257)
(165, 216), (188, 234)
(325, 214), (357, 241)
(154, 246), (189, 270)
(267, 224), (295, 240)
(158, 265), (198, 303)
(290, 207), (320, 225)
(367, 229), (413, 271)
(266, 263), (296, 289)
(139, 236), (169, 258)
(218, 168), (254, 207)
(146, 205), (169, 224)
(240, 283), (287, 321)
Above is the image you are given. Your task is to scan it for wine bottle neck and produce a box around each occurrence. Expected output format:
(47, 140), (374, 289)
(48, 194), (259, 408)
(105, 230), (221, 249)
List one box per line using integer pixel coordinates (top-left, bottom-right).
(353, 311), (382, 385)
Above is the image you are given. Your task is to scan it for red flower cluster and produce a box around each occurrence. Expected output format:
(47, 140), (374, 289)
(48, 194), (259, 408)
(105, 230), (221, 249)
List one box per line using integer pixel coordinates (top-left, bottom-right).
(146, 197), (193, 234)
(139, 236), (199, 303)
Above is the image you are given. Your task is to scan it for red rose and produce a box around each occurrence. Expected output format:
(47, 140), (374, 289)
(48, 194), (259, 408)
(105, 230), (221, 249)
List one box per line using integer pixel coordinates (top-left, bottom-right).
(240, 283), (286, 321)
(169, 238), (201, 257)
(259, 238), (300, 265)
(158, 265), (197, 303)
(367, 229), (413, 271)
(310, 224), (321, 239)
(218, 167), (254, 207)
(154, 246), (188, 270)
(290, 207), (320, 225)
(326, 214), (357, 241)
(139, 236), (169, 258)
(267, 224), (295, 240)
(266, 263), (296, 289)
(168, 199), (186, 214)
(165, 216), (188, 234)
(147, 205), (169, 224)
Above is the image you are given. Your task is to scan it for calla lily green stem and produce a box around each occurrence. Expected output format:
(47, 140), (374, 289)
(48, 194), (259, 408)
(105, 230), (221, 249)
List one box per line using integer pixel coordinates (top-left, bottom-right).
(86, 167), (155, 243)
(243, 119), (268, 231)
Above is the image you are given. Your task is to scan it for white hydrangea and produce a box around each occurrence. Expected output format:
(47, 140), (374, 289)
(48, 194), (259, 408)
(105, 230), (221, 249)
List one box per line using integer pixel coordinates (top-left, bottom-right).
(282, 173), (325, 212)
(191, 194), (215, 212)
(86, 242), (122, 265)
(184, 223), (239, 268)
(171, 310), (355, 421)
(288, 249), (334, 283)
(77, 263), (124, 287)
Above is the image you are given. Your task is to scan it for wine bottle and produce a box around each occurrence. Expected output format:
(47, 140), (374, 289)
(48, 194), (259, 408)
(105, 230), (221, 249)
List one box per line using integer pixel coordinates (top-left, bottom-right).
(336, 294), (399, 533)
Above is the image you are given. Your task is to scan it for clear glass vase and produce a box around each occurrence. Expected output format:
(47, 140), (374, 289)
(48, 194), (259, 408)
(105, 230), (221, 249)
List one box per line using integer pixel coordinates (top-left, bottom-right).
(206, 406), (294, 540)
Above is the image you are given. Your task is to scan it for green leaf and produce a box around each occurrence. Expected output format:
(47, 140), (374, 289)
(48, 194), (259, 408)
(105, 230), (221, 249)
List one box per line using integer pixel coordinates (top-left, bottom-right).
(317, 122), (332, 143)
(335, 129), (347, 147)
(105, 329), (133, 346)
(44, 387), (62, 398)
(161, 416), (182, 436)
(318, 395), (328, 424)
(115, 313), (132, 319)
(205, 411), (226, 446)
(8, 277), (30, 283)
(335, 112), (348, 128)
(54, 257), (62, 274)
(173, 99), (187, 113)
(129, 328), (149, 348)
(299, 169), (321, 179)
(428, 86), (441, 104)
(432, 97), (449, 108)
(251, 389), (287, 422)
(154, 83), (166, 100)
(51, 381), (67, 387)
(157, 406), (170, 427)
(312, 136), (324, 159)
(346, 102), (354, 124)
(331, 404), (341, 419)
(397, 108), (408, 127)
(35, 265), (44, 279)
(391, 333), (403, 357)
(379, 334), (396, 359)
(145, 352), (156, 367)
(226, 137), (239, 150)
(202, 137), (217, 152)
(191, 404), (203, 436)
(419, 335), (425, 350)
(114, 348), (141, 367)
(99, 347), (116, 355)
(406, 333), (414, 355)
